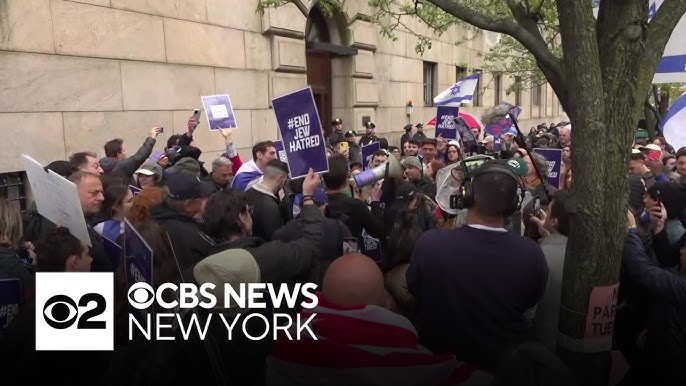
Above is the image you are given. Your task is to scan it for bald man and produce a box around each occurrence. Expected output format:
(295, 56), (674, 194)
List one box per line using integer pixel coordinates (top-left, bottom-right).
(322, 252), (387, 307)
(267, 253), (477, 386)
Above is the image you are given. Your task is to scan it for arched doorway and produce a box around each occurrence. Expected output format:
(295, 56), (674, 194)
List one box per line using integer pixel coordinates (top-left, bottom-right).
(305, 7), (333, 138)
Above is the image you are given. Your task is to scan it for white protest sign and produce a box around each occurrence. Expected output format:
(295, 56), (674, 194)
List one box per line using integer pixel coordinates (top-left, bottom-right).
(21, 154), (91, 247)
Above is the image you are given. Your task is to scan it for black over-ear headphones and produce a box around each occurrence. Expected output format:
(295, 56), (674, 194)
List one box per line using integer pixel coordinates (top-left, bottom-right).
(454, 160), (526, 216)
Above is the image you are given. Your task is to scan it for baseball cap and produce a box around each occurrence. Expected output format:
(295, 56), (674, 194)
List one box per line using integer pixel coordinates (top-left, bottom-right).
(395, 182), (419, 202)
(480, 135), (495, 144)
(165, 171), (204, 200)
(506, 157), (529, 177)
(167, 157), (201, 175)
(135, 162), (163, 179)
(403, 156), (423, 171)
(639, 143), (663, 161)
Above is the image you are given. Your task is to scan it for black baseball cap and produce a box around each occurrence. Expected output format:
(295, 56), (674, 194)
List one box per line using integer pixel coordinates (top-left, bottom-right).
(166, 171), (206, 200)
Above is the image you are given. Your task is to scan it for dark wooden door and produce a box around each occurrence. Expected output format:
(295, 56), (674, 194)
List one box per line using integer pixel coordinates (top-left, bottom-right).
(306, 51), (332, 138)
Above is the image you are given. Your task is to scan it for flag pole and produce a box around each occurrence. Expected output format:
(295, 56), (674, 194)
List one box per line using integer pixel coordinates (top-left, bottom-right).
(507, 108), (552, 202)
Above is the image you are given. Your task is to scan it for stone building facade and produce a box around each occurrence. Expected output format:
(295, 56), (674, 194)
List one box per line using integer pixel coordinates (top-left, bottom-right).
(0, 0), (564, 175)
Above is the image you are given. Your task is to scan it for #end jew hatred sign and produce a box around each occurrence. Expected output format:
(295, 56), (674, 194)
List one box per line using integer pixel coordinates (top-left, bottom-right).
(533, 148), (563, 188)
(272, 87), (329, 178)
(435, 106), (459, 139)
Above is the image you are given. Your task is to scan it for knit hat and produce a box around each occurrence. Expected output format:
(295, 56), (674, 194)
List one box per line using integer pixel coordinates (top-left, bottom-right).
(403, 156), (422, 171)
(135, 162), (163, 179)
(506, 157), (529, 177)
(193, 249), (261, 309)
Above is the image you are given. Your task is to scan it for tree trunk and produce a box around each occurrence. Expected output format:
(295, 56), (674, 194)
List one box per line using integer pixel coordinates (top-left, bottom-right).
(554, 1), (647, 385)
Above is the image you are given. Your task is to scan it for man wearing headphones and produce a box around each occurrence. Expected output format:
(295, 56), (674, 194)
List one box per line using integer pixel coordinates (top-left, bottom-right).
(406, 160), (549, 372)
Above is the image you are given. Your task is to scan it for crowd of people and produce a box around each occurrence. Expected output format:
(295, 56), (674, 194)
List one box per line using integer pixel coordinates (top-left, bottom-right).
(0, 108), (684, 386)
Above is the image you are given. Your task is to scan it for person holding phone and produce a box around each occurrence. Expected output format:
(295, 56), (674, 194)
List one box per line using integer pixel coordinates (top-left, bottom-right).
(99, 126), (161, 184)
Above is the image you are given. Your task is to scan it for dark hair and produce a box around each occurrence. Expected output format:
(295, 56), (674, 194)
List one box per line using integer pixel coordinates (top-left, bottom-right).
(100, 183), (130, 218)
(388, 146), (399, 153)
(550, 190), (571, 237)
(68, 151), (98, 169)
(104, 138), (124, 158)
(676, 147), (686, 160)
(421, 138), (437, 148)
(323, 154), (349, 190)
(46, 160), (78, 179)
(663, 154), (676, 165)
(630, 152), (646, 161)
(446, 144), (462, 162)
(409, 138), (421, 146)
(204, 189), (249, 240)
(473, 170), (519, 217)
(265, 159), (289, 175)
(252, 141), (275, 161)
(36, 227), (83, 272)
(167, 134), (182, 149)
(429, 159), (445, 181)
(372, 149), (387, 158)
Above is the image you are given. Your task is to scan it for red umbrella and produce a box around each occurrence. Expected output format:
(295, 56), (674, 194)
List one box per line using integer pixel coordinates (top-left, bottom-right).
(427, 112), (483, 128)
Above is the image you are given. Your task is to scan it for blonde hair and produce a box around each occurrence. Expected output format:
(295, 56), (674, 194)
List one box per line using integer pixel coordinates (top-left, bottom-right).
(0, 198), (22, 249)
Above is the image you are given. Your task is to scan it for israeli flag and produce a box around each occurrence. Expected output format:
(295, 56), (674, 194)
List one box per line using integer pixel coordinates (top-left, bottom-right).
(661, 93), (686, 150)
(434, 72), (481, 106)
(594, 1), (686, 83)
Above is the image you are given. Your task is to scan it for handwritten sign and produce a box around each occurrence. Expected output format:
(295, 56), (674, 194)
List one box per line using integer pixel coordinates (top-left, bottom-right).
(272, 87), (329, 178)
(0, 278), (21, 332)
(584, 283), (620, 340)
(201, 94), (237, 130)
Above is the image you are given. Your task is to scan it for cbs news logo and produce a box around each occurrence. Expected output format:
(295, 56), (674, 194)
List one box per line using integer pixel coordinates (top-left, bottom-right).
(35, 273), (114, 351)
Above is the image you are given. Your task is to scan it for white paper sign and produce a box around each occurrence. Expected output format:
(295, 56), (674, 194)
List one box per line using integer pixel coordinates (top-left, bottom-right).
(209, 104), (229, 119)
(21, 154), (91, 247)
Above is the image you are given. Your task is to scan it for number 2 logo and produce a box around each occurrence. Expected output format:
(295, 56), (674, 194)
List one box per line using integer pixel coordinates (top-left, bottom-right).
(42, 293), (107, 330)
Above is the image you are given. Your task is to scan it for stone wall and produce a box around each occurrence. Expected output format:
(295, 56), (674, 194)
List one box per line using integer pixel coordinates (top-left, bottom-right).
(0, 0), (564, 172)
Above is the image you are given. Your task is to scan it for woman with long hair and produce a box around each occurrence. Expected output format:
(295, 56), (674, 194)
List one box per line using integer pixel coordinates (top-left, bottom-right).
(0, 198), (34, 306)
(445, 142), (462, 165)
(94, 182), (134, 241)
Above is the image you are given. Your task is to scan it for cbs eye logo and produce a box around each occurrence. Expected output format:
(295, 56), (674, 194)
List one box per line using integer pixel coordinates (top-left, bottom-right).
(127, 282), (155, 310)
(35, 272), (114, 351)
(42, 293), (107, 330)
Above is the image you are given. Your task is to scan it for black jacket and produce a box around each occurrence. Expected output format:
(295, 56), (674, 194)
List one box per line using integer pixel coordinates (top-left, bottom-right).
(0, 247), (34, 311)
(359, 134), (379, 147)
(209, 204), (323, 284)
(273, 215), (353, 285)
(88, 225), (113, 272)
(151, 204), (215, 275)
(245, 184), (284, 241)
(622, 229), (686, 384)
(400, 132), (412, 149)
(325, 192), (383, 246)
(100, 137), (156, 177)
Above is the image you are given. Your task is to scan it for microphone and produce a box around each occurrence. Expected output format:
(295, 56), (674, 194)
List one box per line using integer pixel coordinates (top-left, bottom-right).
(481, 104), (551, 202)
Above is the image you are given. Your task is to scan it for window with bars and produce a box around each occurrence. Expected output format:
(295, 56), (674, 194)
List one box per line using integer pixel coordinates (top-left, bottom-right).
(494, 74), (502, 106)
(532, 83), (542, 106)
(514, 76), (522, 106)
(423, 62), (437, 106)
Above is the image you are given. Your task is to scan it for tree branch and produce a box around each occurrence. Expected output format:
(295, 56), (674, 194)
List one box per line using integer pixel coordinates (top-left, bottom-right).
(425, 0), (567, 102)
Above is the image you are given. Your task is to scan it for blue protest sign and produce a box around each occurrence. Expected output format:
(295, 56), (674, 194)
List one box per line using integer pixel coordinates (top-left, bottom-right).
(361, 229), (382, 263)
(201, 94), (237, 130)
(129, 185), (141, 196)
(0, 278), (21, 332)
(484, 116), (513, 152)
(272, 87), (329, 178)
(361, 142), (381, 170)
(103, 236), (122, 270)
(502, 102), (522, 118)
(533, 148), (563, 188)
(124, 219), (153, 322)
(274, 140), (288, 163)
(435, 106), (459, 139)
